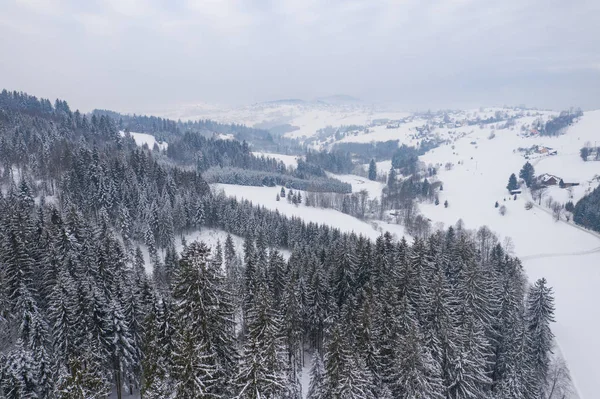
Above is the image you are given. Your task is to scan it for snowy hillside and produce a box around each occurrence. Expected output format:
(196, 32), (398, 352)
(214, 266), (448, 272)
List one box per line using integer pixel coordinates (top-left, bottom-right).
(158, 99), (409, 142)
(209, 108), (599, 398)
(326, 173), (385, 200)
(119, 130), (168, 151)
(211, 183), (406, 241)
(251, 151), (301, 168)
(417, 110), (600, 399)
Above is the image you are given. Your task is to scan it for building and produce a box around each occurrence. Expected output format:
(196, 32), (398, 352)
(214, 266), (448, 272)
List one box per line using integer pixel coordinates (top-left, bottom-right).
(539, 173), (560, 186)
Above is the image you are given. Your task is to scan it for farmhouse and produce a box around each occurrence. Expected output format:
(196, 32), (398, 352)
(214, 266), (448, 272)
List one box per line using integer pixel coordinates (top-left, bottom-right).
(539, 173), (560, 186)
(537, 146), (558, 156)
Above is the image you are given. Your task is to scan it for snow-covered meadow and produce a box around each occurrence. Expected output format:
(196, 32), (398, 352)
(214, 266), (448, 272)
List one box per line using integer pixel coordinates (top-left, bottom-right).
(119, 131), (168, 151)
(417, 110), (600, 399)
(211, 183), (406, 241)
(251, 151), (301, 168)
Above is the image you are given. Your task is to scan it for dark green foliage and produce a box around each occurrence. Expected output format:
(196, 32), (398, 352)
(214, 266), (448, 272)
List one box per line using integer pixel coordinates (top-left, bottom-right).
(332, 140), (399, 164)
(526, 278), (555, 396)
(519, 161), (535, 187)
(540, 109), (582, 136)
(574, 185), (600, 232)
(580, 146), (590, 161)
(203, 166), (352, 193)
(565, 201), (574, 213)
(391, 144), (420, 176)
(368, 159), (377, 181)
(305, 149), (355, 174)
(507, 173), (518, 192)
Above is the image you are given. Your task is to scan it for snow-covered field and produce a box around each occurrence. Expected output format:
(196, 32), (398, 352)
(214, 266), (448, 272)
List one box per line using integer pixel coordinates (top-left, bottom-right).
(326, 173), (385, 200)
(251, 151), (301, 168)
(337, 121), (423, 145)
(418, 110), (600, 399)
(525, 253), (598, 398)
(211, 183), (406, 241)
(119, 131), (168, 151)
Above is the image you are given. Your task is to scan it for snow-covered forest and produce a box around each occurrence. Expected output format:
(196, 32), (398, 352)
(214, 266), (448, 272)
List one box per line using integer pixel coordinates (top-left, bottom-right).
(0, 90), (563, 398)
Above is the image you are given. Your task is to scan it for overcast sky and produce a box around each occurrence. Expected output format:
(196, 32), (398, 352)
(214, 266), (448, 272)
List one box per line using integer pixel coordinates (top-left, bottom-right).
(1, 0), (599, 113)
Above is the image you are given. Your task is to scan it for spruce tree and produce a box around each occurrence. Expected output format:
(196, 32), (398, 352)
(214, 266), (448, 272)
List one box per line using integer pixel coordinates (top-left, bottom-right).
(172, 241), (238, 396)
(519, 162), (535, 188)
(235, 278), (288, 398)
(525, 278), (555, 396)
(368, 159), (377, 181)
(307, 352), (325, 399)
(507, 173), (518, 192)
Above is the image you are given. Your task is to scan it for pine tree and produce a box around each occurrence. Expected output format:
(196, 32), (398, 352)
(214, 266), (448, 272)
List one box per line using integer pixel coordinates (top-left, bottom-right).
(332, 239), (358, 309)
(242, 237), (257, 330)
(281, 271), (304, 392)
(519, 162), (535, 188)
(323, 323), (375, 398)
(388, 317), (444, 399)
(446, 317), (492, 399)
(49, 266), (78, 366)
(55, 351), (112, 399)
(141, 299), (171, 398)
(2, 340), (39, 399)
(172, 241), (238, 396)
(307, 353), (325, 399)
(306, 259), (330, 355)
(172, 332), (217, 399)
(368, 159), (377, 181)
(507, 173), (518, 192)
(525, 278), (555, 396)
(235, 278), (288, 398)
(108, 300), (135, 399)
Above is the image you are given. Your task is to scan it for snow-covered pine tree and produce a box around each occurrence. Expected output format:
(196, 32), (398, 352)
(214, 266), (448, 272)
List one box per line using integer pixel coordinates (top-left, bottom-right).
(525, 278), (556, 397)
(235, 277), (288, 398)
(107, 299), (135, 399)
(307, 352), (325, 399)
(388, 316), (444, 399)
(172, 241), (238, 396)
(368, 159), (377, 181)
(323, 322), (375, 398)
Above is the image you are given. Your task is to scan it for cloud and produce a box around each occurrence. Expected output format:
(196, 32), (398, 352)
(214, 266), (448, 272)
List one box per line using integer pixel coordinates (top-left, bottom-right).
(0, 0), (598, 112)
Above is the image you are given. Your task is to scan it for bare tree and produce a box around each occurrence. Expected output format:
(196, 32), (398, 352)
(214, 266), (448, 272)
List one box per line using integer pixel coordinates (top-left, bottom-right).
(476, 226), (498, 264)
(358, 189), (369, 219)
(532, 186), (548, 205)
(545, 356), (574, 399)
(499, 205), (507, 216)
(503, 236), (515, 255)
(552, 202), (563, 221)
